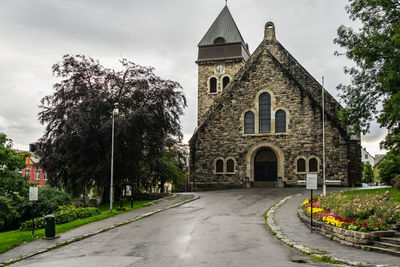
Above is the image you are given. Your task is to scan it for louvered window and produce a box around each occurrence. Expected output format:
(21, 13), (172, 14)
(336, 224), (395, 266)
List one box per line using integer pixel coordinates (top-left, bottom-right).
(259, 93), (271, 133)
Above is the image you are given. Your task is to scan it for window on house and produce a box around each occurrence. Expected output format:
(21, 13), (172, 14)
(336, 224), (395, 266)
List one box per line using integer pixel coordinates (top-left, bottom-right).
(210, 77), (217, 93)
(216, 159), (224, 173)
(275, 110), (286, 133)
(44, 171), (48, 180)
(25, 169), (30, 177)
(36, 170), (40, 180)
(222, 76), (230, 89)
(226, 159), (234, 173)
(365, 154), (368, 159)
(244, 111), (255, 134)
(259, 93), (271, 133)
(309, 158), (318, 172)
(297, 158), (306, 172)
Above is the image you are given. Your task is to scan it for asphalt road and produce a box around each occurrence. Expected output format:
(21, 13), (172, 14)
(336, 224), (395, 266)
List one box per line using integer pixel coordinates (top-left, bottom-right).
(14, 188), (326, 267)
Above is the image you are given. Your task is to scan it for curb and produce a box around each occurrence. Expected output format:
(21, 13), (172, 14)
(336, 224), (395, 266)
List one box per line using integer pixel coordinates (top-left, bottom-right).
(265, 194), (374, 267)
(1, 194), (199, 266)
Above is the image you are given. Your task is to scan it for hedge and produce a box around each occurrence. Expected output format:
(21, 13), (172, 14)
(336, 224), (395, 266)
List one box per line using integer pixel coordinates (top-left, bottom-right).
(20, 205), (100, 231)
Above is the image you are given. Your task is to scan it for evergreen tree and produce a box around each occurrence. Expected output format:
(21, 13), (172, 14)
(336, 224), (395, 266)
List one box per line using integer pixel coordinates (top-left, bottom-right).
(362, 162), (374, 183)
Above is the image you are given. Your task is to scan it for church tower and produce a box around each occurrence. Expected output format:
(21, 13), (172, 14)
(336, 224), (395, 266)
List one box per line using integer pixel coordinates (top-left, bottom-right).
(196, 6), (250, 124)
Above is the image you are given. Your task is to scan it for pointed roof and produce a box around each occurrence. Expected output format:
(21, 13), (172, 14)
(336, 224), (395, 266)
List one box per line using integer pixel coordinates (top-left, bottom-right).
(198, 6), (246, 47)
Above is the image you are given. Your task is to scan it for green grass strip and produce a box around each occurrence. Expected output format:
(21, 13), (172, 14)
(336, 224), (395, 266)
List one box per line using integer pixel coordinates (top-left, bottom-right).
(0, 200), (152, 254)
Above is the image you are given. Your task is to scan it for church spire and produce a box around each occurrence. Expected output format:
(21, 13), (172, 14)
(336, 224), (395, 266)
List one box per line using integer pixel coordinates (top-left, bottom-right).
(196, 6), (250, 63)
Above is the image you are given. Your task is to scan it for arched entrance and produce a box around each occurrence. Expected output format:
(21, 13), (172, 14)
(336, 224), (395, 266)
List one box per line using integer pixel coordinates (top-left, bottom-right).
(254, 148), (277, 181)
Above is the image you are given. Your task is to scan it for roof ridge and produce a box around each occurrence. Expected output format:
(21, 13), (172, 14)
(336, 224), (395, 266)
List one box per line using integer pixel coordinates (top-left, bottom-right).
(198, 6), (246, 47)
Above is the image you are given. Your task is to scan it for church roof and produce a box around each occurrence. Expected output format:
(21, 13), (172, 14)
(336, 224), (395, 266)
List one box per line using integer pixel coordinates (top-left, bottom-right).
(198, 6), (246, 47)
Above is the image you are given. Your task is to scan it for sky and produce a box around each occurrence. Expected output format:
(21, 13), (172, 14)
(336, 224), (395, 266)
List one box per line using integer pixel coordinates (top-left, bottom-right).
(0, 0), (387, 156)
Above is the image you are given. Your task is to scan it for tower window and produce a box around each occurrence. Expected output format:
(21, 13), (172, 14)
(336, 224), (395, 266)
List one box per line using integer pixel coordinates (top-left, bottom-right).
(226, 159), (234, 173)
(209, 77), (217, 93)
(213, 37), (226, 44)
(222, 76), (230, 89)
(259, 93), (271, 133)
(297, 158), (306, 173)
(309, 158), (318, 172)
(244, 111), (255, 134)
(216, 159), (223, 173)
(275, 110), (286, 133)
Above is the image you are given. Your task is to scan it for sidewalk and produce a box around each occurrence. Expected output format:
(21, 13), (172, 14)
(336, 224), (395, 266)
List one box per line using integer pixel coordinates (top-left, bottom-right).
(0, 194), (197, 266)
(272, 191), (400, 266)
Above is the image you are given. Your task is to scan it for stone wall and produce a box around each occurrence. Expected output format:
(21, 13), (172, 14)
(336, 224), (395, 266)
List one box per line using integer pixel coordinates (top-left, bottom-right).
(197, 60), (245, 125)
(190, 43), (353, 188)
(298, 206), (394, 248)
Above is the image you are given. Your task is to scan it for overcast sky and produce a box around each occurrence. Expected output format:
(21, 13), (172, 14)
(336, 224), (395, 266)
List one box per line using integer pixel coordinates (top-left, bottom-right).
(0, 0), (387, 156)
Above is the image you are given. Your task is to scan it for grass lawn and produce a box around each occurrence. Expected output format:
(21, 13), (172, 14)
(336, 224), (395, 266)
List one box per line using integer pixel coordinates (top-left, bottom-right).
(0, 200), (152, 255)
(345, 187), (400, 202)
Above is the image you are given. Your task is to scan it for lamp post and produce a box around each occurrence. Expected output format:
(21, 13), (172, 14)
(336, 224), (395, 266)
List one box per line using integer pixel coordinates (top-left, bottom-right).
(110, 103), (119, 213)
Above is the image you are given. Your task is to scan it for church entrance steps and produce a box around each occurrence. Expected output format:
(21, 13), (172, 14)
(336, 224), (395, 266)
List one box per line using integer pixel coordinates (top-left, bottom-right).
(252, 181), (276, 188)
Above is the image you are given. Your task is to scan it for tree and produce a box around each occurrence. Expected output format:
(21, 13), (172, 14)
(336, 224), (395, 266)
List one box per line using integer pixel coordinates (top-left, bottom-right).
(362, 162), (374, 183)
(38, 55), (186, 201)
(0, 133), (29, 230)
(334, 0), (400, 151)
(156, 148), (186, 192)
(378, 152), (400, 185)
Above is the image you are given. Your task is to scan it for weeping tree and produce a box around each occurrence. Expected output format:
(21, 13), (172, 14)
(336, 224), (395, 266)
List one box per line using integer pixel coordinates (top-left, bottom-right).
(38, 55), (186, 202)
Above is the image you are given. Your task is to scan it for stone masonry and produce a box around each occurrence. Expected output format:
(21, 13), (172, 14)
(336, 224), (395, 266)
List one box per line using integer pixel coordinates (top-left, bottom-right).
(189, 8), (362, 190)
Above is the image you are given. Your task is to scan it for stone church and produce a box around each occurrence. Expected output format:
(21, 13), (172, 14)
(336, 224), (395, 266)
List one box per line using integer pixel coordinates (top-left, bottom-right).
(189, 6), (362, 189)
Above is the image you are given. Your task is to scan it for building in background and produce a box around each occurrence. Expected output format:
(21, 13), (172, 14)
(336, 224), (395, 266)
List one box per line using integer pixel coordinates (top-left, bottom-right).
(18, 143), (48, 187)
(361, 147), (375, 166)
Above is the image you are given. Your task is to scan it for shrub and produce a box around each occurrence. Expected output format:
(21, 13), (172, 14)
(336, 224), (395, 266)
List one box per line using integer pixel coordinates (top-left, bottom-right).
(0, 196), (20, 230)
(378, 152), (400, 185)
(34, 186), (71, 216)
(20, 206), (100, 231)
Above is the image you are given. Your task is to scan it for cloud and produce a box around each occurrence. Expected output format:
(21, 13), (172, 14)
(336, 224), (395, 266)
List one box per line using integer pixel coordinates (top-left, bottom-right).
(0, 0), (383, 156)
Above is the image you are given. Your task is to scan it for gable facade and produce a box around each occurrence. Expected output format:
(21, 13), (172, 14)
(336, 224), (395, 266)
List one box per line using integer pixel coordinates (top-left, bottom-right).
(189, 8), (362, 189)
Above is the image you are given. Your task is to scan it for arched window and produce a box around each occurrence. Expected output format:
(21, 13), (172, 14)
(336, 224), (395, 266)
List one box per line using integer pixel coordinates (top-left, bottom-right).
(227, 159), (234, 173)
(275, 110), (286, 133)
(209, 77), (217, 93)
(216, 159), (223, 173)
(244, 111), (255, 134)
(214, 37), (226, 44)
(259, 93), (271, 133)
(222, 76), (230, 89)
(309, 158), (318, 172)
(297, 158), (306, 173)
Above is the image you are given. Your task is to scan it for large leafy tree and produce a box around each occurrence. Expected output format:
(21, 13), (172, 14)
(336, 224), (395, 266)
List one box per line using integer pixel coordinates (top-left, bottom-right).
(335, 0), (400, 151)
(0, 133), (29, 230)
(38, 55), (186, 200)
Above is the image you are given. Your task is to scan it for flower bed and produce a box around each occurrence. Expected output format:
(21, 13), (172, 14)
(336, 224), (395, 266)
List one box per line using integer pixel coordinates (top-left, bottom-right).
(303, 189), (400, 231)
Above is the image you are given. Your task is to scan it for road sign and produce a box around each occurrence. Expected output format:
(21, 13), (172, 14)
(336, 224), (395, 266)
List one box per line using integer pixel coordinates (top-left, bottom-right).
(29, 187), (38, 201)
(306, 173), (317, 190)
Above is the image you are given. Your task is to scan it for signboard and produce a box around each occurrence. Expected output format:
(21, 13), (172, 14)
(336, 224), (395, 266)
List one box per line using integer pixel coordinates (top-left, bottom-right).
(126, 185), (132, 197)
(29, 187), (38, 201)
(306, 174), (318, 190)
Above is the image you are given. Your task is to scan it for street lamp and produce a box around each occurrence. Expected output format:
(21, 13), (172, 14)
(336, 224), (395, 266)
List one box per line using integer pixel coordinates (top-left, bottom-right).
(110, 103), (119, 213)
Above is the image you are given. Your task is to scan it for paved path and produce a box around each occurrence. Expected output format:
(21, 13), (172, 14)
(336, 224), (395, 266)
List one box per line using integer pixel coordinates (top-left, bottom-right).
(0, 194), (196, 266)
(4, 188), (399, 267)
(7, 188), (324, 267)
(274, 188), (400, 266)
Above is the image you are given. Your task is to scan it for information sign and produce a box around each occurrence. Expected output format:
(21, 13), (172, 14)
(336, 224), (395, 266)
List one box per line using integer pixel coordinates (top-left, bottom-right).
(306, 173), (318, 190)
(29, 187), (38, 201)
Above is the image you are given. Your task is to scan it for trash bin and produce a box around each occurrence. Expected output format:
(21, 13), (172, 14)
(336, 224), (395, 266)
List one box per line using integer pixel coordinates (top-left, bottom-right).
(44, 215), (56, 238)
